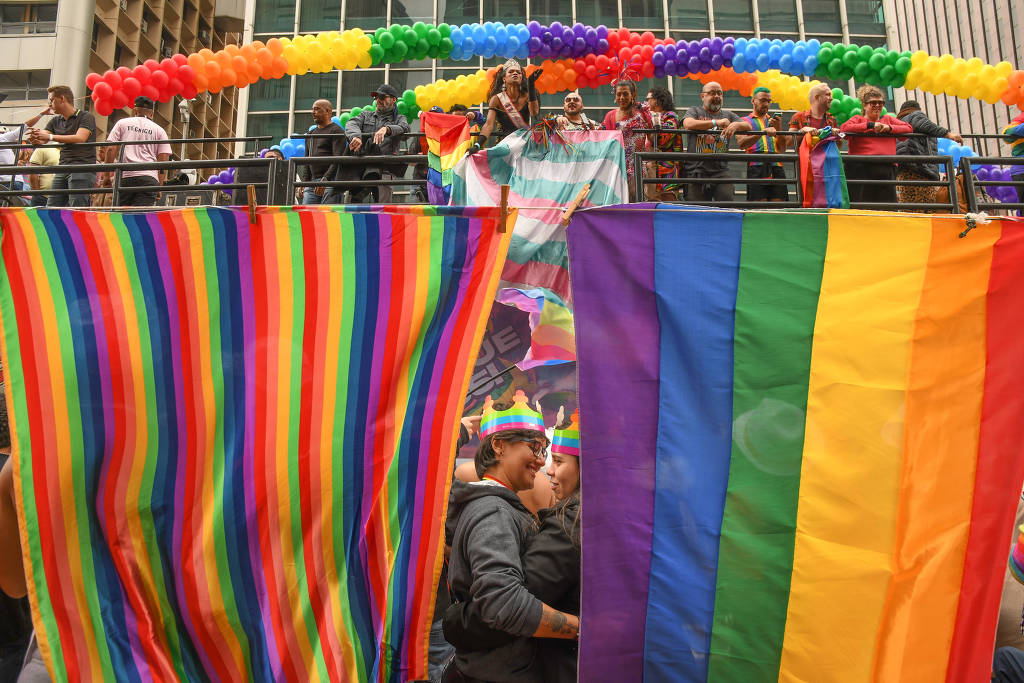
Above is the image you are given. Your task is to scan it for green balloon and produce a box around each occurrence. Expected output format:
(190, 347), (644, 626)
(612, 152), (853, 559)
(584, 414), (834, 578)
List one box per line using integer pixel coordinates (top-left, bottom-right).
(427, 44), (441, 58)
(390, 24), (405, 39)
(853, 62), (871, 80)
(351, 107), (363, 117)
(392, 41), (409, 59)
(842, 50), (859, 68)
(438, 23), (451, 37)
(850, 107), (862, 118)
(891, 73), (906, 88)
(379, 32), (396, 49)
(416, 38), (430, 54)
(340, 113), (351, 125)
(404, 28), (418, 45)
(829, 99), (842, 114)
(374, 28), (386, 42)
(879, 65), (896, 83)
(439, 37), (454, 53)
(868, 52), (886, 70)
(427, 28), (442, 45)
(413, 21), (428, 38)
(895, 56), (912, 74)
(397, 101), (409, 115)
(828, 58), (844, 78)
(857, 45), (872, 61)
(831, 87), (844, 99)
(369, 44), (385, 64)
(819, 41), (834, 50)
(885, 50), (899, 65)
(403, 90), (417, 106)
(832, 44), (846, 59)
(818, 47), (833, 64)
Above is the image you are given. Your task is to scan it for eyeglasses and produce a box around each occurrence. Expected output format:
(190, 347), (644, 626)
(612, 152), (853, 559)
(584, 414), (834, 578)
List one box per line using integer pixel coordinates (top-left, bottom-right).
(865, 100), (885, 106)
(702, 90), (724, 96)
(374, 95), (393, 101)
(512, 437), (548, 458)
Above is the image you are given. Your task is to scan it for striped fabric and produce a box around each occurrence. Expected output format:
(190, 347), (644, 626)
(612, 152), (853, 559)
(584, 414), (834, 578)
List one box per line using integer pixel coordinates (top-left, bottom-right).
(451, 128), (629, 306)
(0, 205), (511, 682)
(742, 113), (781, 166)
(569, 206), (1024, 683)
(799, 127), (849, 208)
(1011, 526), (1024, 584)
(495, 287), (575, 370)
(421, 111), (472, 205)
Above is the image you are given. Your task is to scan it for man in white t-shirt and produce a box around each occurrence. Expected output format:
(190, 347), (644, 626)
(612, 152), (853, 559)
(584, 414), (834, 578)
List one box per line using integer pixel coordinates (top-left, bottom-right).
(104, 96), (172, 206)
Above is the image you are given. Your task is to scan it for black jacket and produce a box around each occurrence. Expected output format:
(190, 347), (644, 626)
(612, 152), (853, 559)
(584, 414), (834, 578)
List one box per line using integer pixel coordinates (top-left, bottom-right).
(895, 110), (949, 180)
(300, 122), (345, 182)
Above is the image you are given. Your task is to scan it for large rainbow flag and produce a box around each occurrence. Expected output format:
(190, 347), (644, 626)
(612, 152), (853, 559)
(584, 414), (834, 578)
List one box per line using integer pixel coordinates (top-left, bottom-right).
(0, 205), (511, 682)
(569, 206), (1024, 683)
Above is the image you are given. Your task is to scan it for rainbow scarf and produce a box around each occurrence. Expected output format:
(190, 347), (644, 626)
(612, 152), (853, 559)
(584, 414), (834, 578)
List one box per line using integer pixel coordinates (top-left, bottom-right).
(0, 205), (511, 682)
(569, 206), (1024, 683)
(799, 126), (849, 208)
(421, 111), (472, 205)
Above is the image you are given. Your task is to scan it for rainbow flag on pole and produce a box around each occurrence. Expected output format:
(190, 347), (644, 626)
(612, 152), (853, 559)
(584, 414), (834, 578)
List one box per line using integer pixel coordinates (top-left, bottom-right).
(0, 205), (511, 682)
(421, 111), (472, 205)
(799, 127), (849, 208)
(569, 206), (1024, 683)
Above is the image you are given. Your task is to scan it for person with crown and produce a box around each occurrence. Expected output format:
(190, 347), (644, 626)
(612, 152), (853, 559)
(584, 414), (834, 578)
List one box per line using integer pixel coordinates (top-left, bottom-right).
(467, 59), (542, 154)
(441, 392), (579, 683)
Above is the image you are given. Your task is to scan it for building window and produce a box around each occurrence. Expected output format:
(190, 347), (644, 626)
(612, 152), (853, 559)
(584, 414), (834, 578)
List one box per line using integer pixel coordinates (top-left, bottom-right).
(530, 0), (572, 27)
(247, 113), (290, 148)
(0, 3), (57, 34)
(576, 0), (618, 30)
(0, 69), (50, 103)
(346, 0), (388, 30)
(253, 0), (295, 35)
(714, 0), (755, 32)
(249, 77), (293, 112)
(393, 0), (436, 25)
(438, 0), (480, 25)
(846, 0), (885, 34)
(623, 0), (664, 30)
(668, 0), (709, 31)
(758, 0), (799, 33)
(294, 73), (340, 112)
(340, 70), (387, 110)
(802, 0), (842, 34)
(300, 0), (342, 31)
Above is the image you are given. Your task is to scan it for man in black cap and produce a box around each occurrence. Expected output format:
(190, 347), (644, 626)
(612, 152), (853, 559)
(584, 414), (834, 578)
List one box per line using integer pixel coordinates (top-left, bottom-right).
(895, 100), (962, 207)
(104, 96), (172, 206)
(343, 83), (410, 203)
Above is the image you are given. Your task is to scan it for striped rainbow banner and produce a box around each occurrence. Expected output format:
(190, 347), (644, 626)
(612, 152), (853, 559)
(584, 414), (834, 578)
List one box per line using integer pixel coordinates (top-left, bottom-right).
(0, 205), (511, 682)
(421, 111), (472, 205)
(569, 206), (1024, 683)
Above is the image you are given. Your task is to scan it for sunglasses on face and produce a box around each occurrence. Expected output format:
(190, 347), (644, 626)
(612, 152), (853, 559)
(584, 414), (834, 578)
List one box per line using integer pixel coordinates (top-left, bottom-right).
(375, 95), (393, 101)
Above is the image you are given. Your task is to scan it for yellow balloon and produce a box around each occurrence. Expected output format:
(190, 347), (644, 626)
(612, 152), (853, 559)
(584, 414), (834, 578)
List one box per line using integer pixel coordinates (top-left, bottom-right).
(356, 53), (372, 69)
(910, 50), (928, 67)
(938, 54), (955, 69)
(996, 61), (1013, 77)
(966, 57), (983, 71)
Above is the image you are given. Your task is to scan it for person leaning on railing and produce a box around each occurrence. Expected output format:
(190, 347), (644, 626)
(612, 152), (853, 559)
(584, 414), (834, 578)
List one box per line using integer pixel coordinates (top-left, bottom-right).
(839, 85), (912, 206)
(894, 100), (962, 209)
(1001, 111), (1024, 209)
(26, 85), (98, 208)
(343, 83), (410, 203)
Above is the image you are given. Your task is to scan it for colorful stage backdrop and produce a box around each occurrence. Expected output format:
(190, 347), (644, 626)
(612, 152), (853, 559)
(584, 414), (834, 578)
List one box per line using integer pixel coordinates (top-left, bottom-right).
(0, 205), (511, 683)
(569, 207), (1024, 683)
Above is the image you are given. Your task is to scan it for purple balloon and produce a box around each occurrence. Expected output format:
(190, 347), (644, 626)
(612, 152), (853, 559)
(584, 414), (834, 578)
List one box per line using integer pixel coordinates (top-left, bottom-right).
(527, 36), (541, 51)
(710, 54), (723, 69)
(652, 50), (666, 67)
(550, 21), (563, 34)
(722, 43), (735, 60)
(572, 22), (584, 35)
(699, 37), (711, 48)
(539, 43), (552, 58)
(551, 36), (563, 50)
(596, 25), (608, 39)
(700, 62), (712, 74)
(664, 45), (677, 60)
(541, 30), (553, 43)
(585, 28), (598, 45)
(710, 37), (724, 53)
(218, 170), (232, 183)
(687, 41), (701, 57)
(699, 47), (711, 62)
(206, 174), (218, 184)
(687, 55), (700, 72)
(976, 167), (991, 181)
(562, 28), (574, 43)
(595, 38), (608, 53)
(664, 60), (677, 75)
(574, 37), (586, 53)
(528, 21), (541, 37)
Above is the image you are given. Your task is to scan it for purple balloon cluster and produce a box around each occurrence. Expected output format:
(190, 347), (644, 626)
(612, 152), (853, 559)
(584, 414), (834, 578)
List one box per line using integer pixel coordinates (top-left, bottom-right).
(652, 37), (735, 78)
(205, 167), (235, 186)
(975, 165), (1020, 204)
(527, 21), (609, 60)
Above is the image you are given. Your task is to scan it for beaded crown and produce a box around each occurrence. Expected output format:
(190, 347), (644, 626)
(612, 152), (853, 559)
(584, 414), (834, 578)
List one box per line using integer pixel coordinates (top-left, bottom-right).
(480, 389), (546, 439)
(551, 409), (580, 457)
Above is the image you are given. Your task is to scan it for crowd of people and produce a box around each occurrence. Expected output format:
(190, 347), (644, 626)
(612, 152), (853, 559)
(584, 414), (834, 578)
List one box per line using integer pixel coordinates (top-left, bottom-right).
(0, 72), (1011, 212)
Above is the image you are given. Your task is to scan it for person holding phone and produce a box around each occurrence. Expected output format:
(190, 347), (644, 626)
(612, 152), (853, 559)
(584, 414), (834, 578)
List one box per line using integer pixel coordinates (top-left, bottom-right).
(735, 87), (791, 202)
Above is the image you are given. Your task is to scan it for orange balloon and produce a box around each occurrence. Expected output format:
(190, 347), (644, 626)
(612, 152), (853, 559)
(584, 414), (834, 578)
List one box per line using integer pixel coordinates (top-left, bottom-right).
(232, 55), (248, 73)
(216, 50), (232, 67)
(271, 56), (289, 78)
(199, 48), (216, 61)
(247, 62), (263, 81)
(240, 44), (257, 61)
(256, 47), (274, 66)
(235, 73), (248, 89)
(205, 60), (221, 78)
(266, 38), (284, 56)
(221, 68), (236, 84)
(187, 53), (205, 71)
(1009, 70), (1024, 89)
(1002, 89), (1018, 106)
(224, 44), (241, 57)
(192, 73), (209, 91)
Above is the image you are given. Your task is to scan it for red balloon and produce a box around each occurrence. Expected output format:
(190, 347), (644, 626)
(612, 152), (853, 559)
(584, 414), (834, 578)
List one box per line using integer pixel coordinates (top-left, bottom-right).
(617, 27), (630, 42)
(110, 91), (129, 109)
(103, 70), (122, 88)
(93, 81), (113, 99)
(608, 33), (620, 51)
(86, 73), (102, 90)
(150, 70), (169, 88)
(585, 54), (596, 66)
(641, 31), (656, 45)
(641, 45), (654, 60)
(177, 65), (196, 83)
(576, 74), (590, 90)
(181, 83), (198, 99)
(132, 65), (151, 82)
(161, 59), (179, 78)
(619, 46), (631, 62)
(172, 53), (188, 65)
(141, 84), (160, 100)
(156, 87), (172, 102)
(96, 100), (114, 117)
(116, 66), (132, 79)
(144, 59), (161, 72)
(585, 65), (598, 80)
(641, 61), (655, 78)
(573, 60), (586, 74)
(122, 77), (142, 97)
(595, 55), (610, 70)
(167, 77), (184, 94)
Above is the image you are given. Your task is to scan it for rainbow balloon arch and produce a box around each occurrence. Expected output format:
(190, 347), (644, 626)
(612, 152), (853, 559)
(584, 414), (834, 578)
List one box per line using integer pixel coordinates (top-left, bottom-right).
(86, 21), (1024, 199)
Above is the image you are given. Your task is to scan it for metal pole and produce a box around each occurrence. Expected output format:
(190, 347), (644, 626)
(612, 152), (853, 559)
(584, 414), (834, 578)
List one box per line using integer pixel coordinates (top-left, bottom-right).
(51, 0), (96, 97)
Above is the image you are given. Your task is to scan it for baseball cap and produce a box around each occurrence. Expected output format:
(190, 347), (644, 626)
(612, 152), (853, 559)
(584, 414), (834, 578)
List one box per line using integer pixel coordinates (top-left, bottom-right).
(134, 96), (155, 109)
(370, 84), (399, 99)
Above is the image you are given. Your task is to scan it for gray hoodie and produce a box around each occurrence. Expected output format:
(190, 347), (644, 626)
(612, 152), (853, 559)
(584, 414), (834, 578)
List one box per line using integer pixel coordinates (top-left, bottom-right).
(445, 478), (544, 682)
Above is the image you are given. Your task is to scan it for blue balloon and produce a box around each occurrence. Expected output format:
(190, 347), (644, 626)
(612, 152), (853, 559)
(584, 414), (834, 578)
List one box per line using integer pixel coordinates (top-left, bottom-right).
(803, 55), (818, 74)
(936, 136), (953, 154)
(495, 25), (508, 42)
(462, 36), (476, 54)
(756, 53), (770, 71)
(779, 54), (794, 72)
(792, 45), (806, 62)
(782, 39), (795, 53)
(745, 44), (759, 60)
(732, 53), (747, 71)
(484, 36), (497, 52)
(516, 43), (530, 59)
(473, 25), (487, 42)
(507, 35), (520, 52)
(734, 37), (748, 54)
(807, 38), (821, 52)
(768, 45), (782, 60)
(450, 27), (463, 43)
(449, 44), (463, 60)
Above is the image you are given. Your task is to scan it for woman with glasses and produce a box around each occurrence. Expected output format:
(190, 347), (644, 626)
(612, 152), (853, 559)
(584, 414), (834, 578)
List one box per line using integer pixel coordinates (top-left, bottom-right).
(839, 85), (913, 206)
(441, 392), (579, 683)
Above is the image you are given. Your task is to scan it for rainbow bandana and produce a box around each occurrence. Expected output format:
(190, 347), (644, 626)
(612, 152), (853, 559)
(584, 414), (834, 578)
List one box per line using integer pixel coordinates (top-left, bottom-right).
(552, 410), (580, 457)
(1011, 525), (1024, 585)
(480, 389), (546, 438)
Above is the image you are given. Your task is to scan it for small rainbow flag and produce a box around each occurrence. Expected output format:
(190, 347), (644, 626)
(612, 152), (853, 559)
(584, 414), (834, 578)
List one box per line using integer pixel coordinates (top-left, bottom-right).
(421, 111), (472, 205)
(569, 206), (1024, 683)
(0, 205), (511, 682)
(495, 287), (575, 370)
(799, 127), (849, 208)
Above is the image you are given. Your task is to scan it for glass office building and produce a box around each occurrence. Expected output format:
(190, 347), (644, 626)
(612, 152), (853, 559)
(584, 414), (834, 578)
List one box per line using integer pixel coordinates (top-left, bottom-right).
(239, 0), (887, 144)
